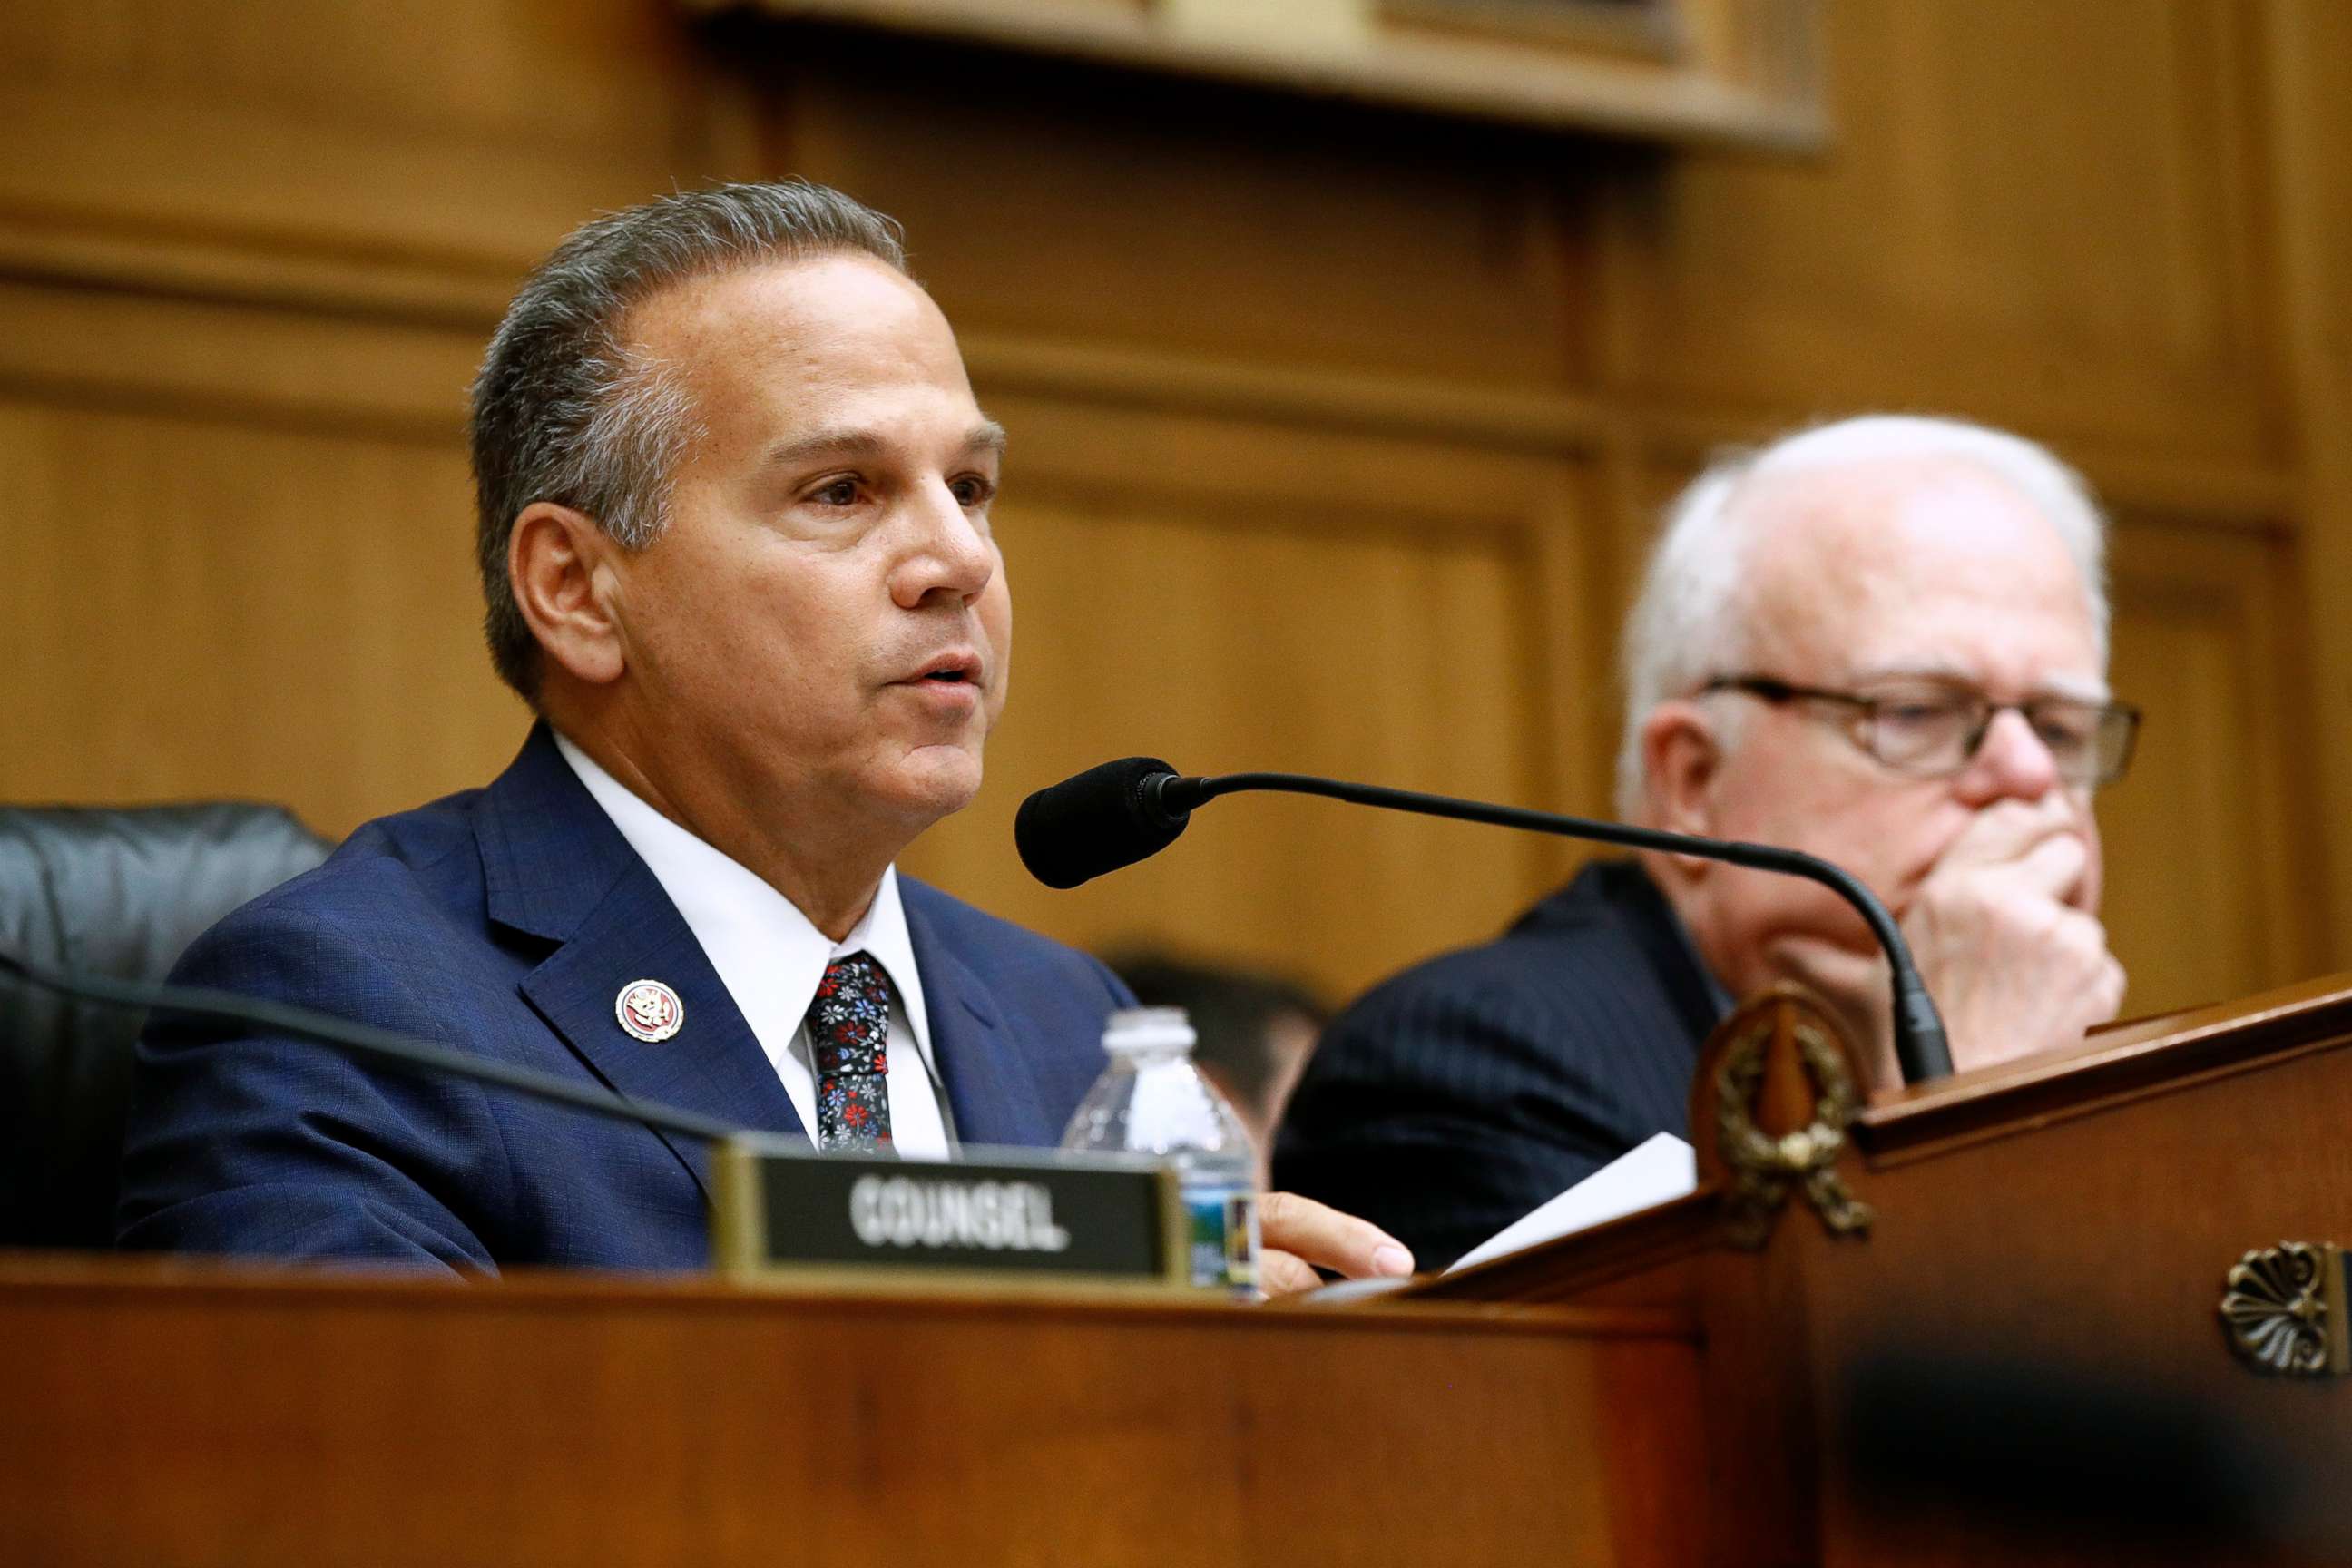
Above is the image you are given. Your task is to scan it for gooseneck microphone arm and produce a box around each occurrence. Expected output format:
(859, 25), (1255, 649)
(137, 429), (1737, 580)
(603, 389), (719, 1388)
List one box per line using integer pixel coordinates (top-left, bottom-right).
(0, 948), (741, 1143)
(1022, 760), (1952, 1084)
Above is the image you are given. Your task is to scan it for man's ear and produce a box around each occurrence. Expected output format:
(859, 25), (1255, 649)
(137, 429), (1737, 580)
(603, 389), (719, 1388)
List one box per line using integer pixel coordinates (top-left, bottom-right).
(509, 503), (626, 688)
(1640, 699), (1724, 855)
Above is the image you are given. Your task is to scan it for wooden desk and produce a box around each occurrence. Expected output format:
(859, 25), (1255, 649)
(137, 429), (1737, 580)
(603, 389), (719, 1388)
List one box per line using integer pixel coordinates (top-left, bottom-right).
(1424, 976), (2352, 1566)
(0, 1258), (1692, 1566)
(16, 977), (2352, 1565)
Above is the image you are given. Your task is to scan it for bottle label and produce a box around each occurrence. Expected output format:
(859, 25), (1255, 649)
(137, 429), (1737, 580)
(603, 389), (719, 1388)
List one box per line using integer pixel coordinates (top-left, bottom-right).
(1183, 1181), (1259, 1296)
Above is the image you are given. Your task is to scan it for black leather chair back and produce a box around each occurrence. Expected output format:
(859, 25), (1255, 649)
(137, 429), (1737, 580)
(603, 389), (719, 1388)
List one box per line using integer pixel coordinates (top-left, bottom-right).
(1, 804), (332, 1249)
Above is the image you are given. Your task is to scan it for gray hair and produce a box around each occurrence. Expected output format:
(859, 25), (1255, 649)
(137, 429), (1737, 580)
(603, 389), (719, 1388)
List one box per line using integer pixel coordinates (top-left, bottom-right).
(468, 180), (909, 698)
(1613, 414), (2113, 819)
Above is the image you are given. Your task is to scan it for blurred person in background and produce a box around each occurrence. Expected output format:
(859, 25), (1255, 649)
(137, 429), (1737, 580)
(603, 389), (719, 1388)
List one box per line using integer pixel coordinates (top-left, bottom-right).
(1101, 948), (1326, 1182)
(1277, 416), (2138, 1269)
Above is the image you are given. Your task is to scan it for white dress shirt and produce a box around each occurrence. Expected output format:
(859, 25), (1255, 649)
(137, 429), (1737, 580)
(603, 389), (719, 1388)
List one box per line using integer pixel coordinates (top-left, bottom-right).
(554, 732), (953, 1157)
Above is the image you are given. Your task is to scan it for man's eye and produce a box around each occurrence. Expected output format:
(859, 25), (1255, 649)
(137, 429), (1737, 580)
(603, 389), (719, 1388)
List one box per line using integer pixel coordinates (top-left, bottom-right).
(2034, 711), (2097, 751)
(950, 475), (996, 508)
(811, 479), (860, 506)
(1877, 701), (1954, 730)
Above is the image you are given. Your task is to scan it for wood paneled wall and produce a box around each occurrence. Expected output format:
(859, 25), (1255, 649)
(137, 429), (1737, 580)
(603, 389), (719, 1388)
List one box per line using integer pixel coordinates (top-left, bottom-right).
(3, 0), (2345, 1018)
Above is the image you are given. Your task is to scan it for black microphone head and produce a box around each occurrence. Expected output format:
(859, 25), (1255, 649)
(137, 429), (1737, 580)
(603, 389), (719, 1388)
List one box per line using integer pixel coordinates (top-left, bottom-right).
(1015, 757), (1191, 889)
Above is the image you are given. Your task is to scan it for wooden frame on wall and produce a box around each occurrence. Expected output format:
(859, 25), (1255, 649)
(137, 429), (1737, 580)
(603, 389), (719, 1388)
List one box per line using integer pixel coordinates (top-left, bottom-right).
(686, 0), (1827, 151)
(1378, 0), (1681, 59)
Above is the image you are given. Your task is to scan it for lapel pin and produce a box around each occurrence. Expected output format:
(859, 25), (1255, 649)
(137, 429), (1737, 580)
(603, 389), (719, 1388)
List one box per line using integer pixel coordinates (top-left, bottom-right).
(616, 979), (684, 1043)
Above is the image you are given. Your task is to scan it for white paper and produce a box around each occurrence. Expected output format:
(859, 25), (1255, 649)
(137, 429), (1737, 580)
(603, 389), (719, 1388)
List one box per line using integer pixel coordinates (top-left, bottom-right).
(1444, 1132), (1697, 1273)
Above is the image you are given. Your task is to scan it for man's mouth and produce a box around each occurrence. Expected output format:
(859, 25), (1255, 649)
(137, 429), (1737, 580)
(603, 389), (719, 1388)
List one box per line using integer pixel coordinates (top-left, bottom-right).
(906, 652), (984, 688)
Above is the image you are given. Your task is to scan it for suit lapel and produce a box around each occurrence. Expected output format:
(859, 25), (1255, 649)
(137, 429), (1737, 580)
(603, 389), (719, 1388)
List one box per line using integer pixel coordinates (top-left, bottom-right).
(476, 727), (802, 1202)
(905, 891), (1054, 1150)
(517, 873), (804, 1200)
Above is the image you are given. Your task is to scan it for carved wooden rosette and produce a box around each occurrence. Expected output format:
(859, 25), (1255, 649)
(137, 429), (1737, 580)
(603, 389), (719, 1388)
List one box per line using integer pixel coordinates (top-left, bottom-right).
(1690, 984), (1875, 1250)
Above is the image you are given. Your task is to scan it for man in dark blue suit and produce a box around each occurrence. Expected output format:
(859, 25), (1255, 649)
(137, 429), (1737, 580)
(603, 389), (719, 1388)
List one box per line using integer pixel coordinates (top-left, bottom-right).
(1278, 416), (2142, 1268)
(117, 182), (1410, 1289)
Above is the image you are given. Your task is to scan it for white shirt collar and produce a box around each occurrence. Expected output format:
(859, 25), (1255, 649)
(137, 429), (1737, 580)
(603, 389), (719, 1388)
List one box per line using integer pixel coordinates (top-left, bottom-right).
(550, 730), (934, 1063)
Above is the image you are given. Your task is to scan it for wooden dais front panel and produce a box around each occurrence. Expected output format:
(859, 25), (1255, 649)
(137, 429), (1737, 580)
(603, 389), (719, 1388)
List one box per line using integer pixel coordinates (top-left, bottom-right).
(0, 1260), (1699, 1567)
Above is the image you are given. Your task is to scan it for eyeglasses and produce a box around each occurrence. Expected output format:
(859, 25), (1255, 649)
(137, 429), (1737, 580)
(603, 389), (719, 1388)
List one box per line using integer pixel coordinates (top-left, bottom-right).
(1700, 675), (2142, 789)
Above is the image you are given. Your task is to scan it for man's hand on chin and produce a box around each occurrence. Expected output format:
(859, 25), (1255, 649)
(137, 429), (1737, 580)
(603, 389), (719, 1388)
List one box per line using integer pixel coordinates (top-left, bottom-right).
(1256, 1191), (1416, 1297)
(1764, 799), (2126, 1093)
(1899, 798), (2127, 1075)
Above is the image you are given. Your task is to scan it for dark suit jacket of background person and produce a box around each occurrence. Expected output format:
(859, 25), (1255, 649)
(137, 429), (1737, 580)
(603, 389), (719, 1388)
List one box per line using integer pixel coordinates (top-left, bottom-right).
(1271, 860), (1725, 1270)
(115, 725), (1128, 1271)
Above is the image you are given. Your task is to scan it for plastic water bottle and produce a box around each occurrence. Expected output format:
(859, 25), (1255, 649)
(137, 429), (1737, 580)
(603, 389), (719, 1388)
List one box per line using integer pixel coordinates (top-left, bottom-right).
(1062, 1006), (1261, 1297)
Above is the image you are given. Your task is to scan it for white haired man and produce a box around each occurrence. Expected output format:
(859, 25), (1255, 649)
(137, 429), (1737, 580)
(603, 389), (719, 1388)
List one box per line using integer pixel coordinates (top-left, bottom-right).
(1273, 416), (2140, 1269)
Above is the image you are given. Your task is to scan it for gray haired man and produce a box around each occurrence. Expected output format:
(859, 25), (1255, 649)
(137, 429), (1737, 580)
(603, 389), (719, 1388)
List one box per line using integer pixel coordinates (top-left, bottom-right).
(120, 181), (1412, 1292)
(1274, 416), (2138, 1268)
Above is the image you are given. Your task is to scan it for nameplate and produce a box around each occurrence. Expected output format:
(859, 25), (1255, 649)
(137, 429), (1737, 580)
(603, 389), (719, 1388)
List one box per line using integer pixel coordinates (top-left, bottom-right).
(709, 1135), (1189, 1289)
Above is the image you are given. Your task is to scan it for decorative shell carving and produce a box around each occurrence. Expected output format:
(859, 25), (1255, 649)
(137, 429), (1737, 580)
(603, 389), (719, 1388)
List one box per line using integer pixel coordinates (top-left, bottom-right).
(2220, 1242), (2331, 1377)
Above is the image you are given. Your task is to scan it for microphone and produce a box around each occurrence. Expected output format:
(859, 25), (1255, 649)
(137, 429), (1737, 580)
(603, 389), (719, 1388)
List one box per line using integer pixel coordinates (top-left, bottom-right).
(1014, 760), (1955, 1084)
(1014, 756), (1193, 891)
(0, 948), (741, 1143)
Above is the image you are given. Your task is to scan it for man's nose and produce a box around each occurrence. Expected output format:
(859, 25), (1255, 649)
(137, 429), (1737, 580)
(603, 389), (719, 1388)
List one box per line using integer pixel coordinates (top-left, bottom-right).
(892, 482), (995, 608)
(1957, 707), (2063, 803)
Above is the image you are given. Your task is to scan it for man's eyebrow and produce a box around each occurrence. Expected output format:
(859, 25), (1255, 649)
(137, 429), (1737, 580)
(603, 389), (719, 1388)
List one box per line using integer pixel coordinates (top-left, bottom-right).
(2034, 676), (2114, 703)
(765, 428), (888, 466)
(763, 421), (1009, 468)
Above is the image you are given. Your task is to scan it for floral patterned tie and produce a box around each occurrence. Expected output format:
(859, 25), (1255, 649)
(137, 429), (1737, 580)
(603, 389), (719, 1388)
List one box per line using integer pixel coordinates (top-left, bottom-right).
(808, 952), (893, 1152)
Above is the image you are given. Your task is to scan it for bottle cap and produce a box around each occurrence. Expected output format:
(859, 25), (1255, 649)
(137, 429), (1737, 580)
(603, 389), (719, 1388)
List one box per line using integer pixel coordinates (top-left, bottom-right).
(1102, 1005), (1197, 1054)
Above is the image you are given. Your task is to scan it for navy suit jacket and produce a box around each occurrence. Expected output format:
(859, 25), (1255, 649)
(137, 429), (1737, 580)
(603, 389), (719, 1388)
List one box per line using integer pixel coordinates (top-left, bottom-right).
(116, 727), (1126, 1271)
(1271, 860), (1724, 1270)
